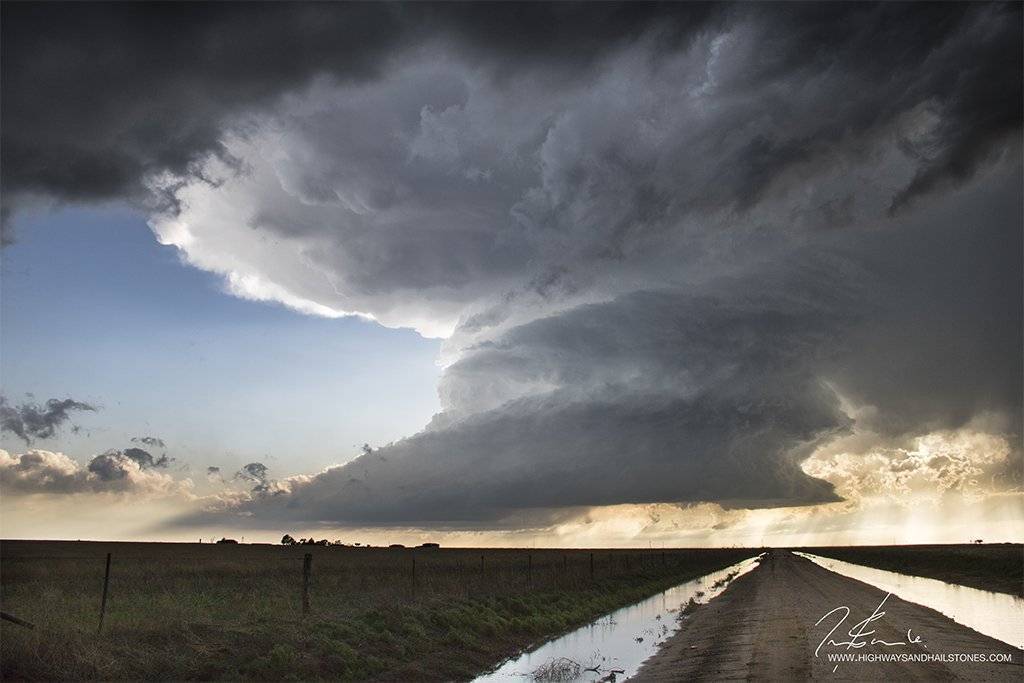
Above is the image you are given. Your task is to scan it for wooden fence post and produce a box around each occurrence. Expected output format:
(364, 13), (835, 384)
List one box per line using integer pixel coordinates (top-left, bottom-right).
(97, 552), (112, 634)
(302, 553), (312, 617)
(1, 612), (34, 630)
(411, 555), (417, 596)
(589, 552), (594, 580)
(480, 554), (484, 576)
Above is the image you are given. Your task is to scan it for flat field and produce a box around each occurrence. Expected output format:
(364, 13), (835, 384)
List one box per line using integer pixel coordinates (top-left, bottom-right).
(0, 540), (756, 681)
(798, 543), (1023, 596)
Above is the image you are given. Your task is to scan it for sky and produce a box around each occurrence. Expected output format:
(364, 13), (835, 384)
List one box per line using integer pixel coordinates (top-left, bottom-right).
(1, 2), (1021, 547)
(1, 206), (442, 473)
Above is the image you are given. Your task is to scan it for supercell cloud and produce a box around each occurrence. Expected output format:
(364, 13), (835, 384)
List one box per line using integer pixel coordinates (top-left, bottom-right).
(1, 3), (1020, 528)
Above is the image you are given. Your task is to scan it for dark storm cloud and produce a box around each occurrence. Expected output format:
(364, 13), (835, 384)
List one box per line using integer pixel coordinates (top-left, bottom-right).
(1, 2), (400, 223)
(824, 172), (1023, 440)
(178, 163), (1021, 529)
(132, 436), (166, 449)
(0, 396), (96, 444)
(179, 164), (1019, 529)
(119, 0), (1020, 338)
(155, 1), (1021, 529)
(690, 1), (1022, 217)
(723, 0), (1015, 211)
(4, 3), (1019, 528)
(3, 3), (1017, 233)
(207, 279), (852, 525)
(0, 1), (718, 234)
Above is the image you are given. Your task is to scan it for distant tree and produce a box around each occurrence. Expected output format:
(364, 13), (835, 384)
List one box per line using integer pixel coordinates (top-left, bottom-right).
(316, 539), (330, 546)
(216, 538), (238, 544)
(281, 534), (296, 545)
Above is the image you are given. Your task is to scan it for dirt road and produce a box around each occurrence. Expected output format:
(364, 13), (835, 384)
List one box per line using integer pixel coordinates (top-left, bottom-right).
(633, 550), (1022, 681)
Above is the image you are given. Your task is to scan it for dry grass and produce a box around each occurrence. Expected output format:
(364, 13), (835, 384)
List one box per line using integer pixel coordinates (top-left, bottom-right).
(1, 540), (757, 681)
(529, 656), (582, 682)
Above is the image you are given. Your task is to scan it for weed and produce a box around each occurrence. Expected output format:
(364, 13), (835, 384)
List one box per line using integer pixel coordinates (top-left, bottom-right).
(1, 542), (758, 680)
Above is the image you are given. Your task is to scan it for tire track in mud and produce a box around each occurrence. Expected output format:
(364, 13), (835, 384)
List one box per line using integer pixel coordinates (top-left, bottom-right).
(632, 550), (1022, 681)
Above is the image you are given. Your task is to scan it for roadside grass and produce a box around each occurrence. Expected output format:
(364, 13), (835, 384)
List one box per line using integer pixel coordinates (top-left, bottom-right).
(1, 541), (756, 680)
(796, 544), (1023, 596)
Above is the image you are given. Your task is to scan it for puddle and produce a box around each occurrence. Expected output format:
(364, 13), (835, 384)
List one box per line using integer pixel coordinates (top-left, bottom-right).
(474, 554), (764, 682)
(794, 551), (1024, 649)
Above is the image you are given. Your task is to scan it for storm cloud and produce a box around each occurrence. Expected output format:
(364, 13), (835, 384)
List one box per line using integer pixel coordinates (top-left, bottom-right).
(0, 1), (720, 236)
(2, 3), (1017, 231)
(204, 175), (1021, 526)
(133, 2), (1021, 334)
(3, 4), (1020, 528)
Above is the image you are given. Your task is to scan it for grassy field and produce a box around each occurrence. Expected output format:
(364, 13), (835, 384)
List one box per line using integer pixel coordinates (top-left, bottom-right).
(800, 544), (1023, 596)
(0, 540), (757, 681)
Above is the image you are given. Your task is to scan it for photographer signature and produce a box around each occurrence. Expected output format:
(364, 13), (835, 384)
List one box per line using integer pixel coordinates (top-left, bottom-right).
(814, 592), (926, 672)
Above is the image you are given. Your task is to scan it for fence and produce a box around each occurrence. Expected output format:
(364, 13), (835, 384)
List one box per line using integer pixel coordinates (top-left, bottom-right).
(0, 543), (755, 634)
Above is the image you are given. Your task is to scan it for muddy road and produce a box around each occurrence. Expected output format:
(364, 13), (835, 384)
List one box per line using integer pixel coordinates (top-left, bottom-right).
(633, 550), (1022, 681)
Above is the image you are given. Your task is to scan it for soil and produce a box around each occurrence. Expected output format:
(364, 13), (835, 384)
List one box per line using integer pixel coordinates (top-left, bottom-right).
(632, 550), (1022, 681)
